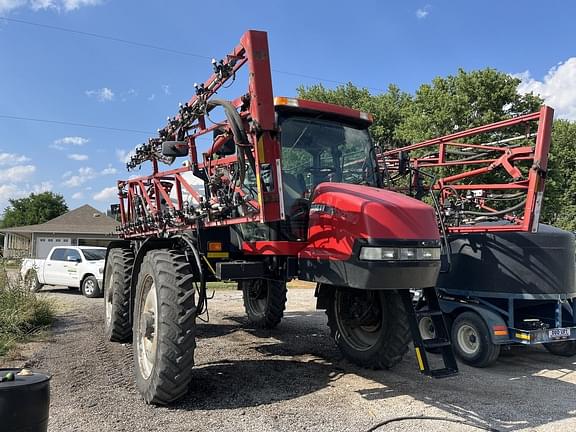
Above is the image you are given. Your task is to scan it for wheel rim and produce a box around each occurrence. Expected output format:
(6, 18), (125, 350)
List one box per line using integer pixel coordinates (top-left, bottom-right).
(137, 275), (158, 380)
(418, 316), (436, 340)
(457, 324), (480, 355)
(245, 280), (268, 316)
(105, 274), (114, 326)
(334, 289), (382, 352)
(84, 279), (96, 296)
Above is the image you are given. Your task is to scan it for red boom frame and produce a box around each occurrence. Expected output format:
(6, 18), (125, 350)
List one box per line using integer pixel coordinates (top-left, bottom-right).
(380, 105), (554, 233)
(117, 30), (283, 238)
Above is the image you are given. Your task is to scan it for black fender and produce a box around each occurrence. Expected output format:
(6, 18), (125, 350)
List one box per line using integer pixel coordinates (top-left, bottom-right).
(439, 299), (510, 345)
(314, 283), (333, 310)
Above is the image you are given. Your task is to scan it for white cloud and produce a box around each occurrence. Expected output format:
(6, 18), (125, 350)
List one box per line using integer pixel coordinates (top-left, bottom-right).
(416, 5), (430, 19)
(68, 153), (89, 161)
(0, 152), (30, 165)
(1, 0), (100, 13)
(515, 57), (576, 121)
(0, 181), (52, 211)
(93, 186), (117, 202)
(161, 84), (171, 95)
(147, 94), (156, 102)
(50, 136), (89, 150)
(101, 165), (118, 175)
(0, 165), (36, 182)
(62, 165), (117, 187)
(63, 166), (95, 187)
(71, 191), (84, 200)
(85, 87), (115, 102)
(0, 0), (26, 13)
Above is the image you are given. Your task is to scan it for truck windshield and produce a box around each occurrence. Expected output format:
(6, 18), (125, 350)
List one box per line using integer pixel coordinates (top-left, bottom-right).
(280, 116), (377, 193)
(82, 249), (106, 261)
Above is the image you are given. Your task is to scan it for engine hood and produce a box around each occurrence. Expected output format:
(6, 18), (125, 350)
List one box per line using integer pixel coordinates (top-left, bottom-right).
(299, 182), (440, 260)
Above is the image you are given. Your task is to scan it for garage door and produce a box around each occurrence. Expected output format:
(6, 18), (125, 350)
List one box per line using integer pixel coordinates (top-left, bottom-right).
(36, 237), (71, 259)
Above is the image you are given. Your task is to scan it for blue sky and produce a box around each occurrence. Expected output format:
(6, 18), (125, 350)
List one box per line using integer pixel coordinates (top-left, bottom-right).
(1, 1), (575, 213)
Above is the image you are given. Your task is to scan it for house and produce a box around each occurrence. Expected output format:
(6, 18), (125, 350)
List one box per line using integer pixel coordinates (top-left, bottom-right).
(1, 204), (119, 259)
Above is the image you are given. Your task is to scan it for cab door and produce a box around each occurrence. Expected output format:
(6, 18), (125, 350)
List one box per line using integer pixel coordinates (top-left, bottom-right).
(45, 248), (82, 286)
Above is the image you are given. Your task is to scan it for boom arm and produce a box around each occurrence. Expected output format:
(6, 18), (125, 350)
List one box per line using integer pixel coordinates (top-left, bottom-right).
(379, 105), (554, 233)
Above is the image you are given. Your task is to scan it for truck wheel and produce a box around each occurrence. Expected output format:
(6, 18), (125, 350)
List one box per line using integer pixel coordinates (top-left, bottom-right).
(451, 311), (500, 367)
(326, 288), (410, 369)
(82, 275), (101, 298)
(240, 279), (287, 329)
(133, 249), (197, 405)
(418, 316), (442, 354)
(543, 341), (576, 357)
(104, 248), (135, 342)
(25, 270), (43, 293)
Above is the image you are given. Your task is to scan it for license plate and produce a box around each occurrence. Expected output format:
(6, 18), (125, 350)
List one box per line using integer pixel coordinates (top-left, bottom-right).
(549, 328), (571, 339)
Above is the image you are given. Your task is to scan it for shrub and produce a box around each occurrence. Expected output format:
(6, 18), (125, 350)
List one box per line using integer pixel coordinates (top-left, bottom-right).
(0, 266), (54, 356)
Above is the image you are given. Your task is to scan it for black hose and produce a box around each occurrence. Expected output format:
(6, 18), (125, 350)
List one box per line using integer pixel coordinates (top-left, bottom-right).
(366, 416), (502, 432)
(462, 199), (526, 216)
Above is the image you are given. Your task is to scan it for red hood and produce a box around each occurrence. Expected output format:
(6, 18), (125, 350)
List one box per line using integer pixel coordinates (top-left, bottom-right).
(299, 183), (440, 260)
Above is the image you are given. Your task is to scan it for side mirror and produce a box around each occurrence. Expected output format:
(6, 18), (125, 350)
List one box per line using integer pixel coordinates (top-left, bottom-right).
(162, 141), (189, 157)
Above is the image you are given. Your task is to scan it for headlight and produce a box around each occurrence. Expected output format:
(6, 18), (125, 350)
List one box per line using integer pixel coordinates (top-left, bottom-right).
(359, 246), (440, 261)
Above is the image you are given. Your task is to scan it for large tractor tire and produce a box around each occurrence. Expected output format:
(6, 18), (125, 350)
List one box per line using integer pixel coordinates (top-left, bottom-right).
(543, 340), (576, 357)
(326, 287), (411, 369)
(451, 311), (500, 367)
(133, 249), (197, 405)
(104, 248), (135, 342)
(241, 279), (287, 329)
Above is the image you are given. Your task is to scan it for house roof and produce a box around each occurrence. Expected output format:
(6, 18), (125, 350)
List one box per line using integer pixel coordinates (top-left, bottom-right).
(0, 205), (119, 235)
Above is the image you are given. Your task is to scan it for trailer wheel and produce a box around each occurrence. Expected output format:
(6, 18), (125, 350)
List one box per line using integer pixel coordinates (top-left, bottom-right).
(326, 287), (410, 369)
(451, 311), (500, 367)
(104, 248), (134, 342)
(133, 249), (197, 405)
(241, 279), (287, 329)
(543, 341), (576, 357)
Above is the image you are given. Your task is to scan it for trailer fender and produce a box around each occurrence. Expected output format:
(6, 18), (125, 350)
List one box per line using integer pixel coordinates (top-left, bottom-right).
(439, 299), (510, 344)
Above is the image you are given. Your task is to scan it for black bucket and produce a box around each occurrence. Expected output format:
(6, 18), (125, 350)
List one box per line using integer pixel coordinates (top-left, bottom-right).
(0, 368), (51, 432)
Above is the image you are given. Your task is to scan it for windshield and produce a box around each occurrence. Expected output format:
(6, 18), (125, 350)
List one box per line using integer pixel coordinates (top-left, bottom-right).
(82, 249), (106, 261)
(280, 116), (377, 193)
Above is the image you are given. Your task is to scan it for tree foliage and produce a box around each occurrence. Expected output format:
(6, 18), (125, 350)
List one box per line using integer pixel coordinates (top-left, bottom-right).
(297, 68), (576, 231)
(396, 68), (542, 142)
(0, 192), (68, 228)
(297, 82), (412, 145)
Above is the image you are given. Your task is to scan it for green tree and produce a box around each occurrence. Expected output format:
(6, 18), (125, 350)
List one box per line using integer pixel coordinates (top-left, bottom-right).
(396, 68), (542, 142)
(541, 119), (576, 231)
(0, 192), (68, 228)
(297, 82), (412, 145)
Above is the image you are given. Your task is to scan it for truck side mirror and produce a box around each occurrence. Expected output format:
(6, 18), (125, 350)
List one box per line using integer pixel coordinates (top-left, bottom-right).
(162, 141), (189, 157)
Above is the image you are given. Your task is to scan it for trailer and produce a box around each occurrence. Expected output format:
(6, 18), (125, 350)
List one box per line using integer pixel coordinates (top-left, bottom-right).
(103, 30), (458, 405)
(379, 106), (576, 367)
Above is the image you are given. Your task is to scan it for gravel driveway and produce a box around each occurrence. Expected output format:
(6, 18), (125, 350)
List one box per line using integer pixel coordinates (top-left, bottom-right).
(10, 286), (576, 432)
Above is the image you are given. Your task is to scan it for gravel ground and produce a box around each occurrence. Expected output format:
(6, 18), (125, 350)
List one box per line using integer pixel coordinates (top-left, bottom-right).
(6, 286), (576, 432)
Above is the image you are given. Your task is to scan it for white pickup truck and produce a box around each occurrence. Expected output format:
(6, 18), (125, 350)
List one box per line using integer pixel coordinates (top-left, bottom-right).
(21, 246), (106, 298)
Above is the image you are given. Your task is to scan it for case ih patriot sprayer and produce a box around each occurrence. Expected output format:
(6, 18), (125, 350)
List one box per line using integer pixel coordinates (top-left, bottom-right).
(103, 30), (573, 404)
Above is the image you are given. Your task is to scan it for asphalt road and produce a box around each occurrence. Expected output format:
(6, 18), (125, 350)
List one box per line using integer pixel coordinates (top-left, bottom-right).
(10, 286), (576, 432)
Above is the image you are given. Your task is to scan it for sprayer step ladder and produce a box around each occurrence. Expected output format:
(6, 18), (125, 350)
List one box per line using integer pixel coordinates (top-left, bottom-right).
(400, 288), (458, 378)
